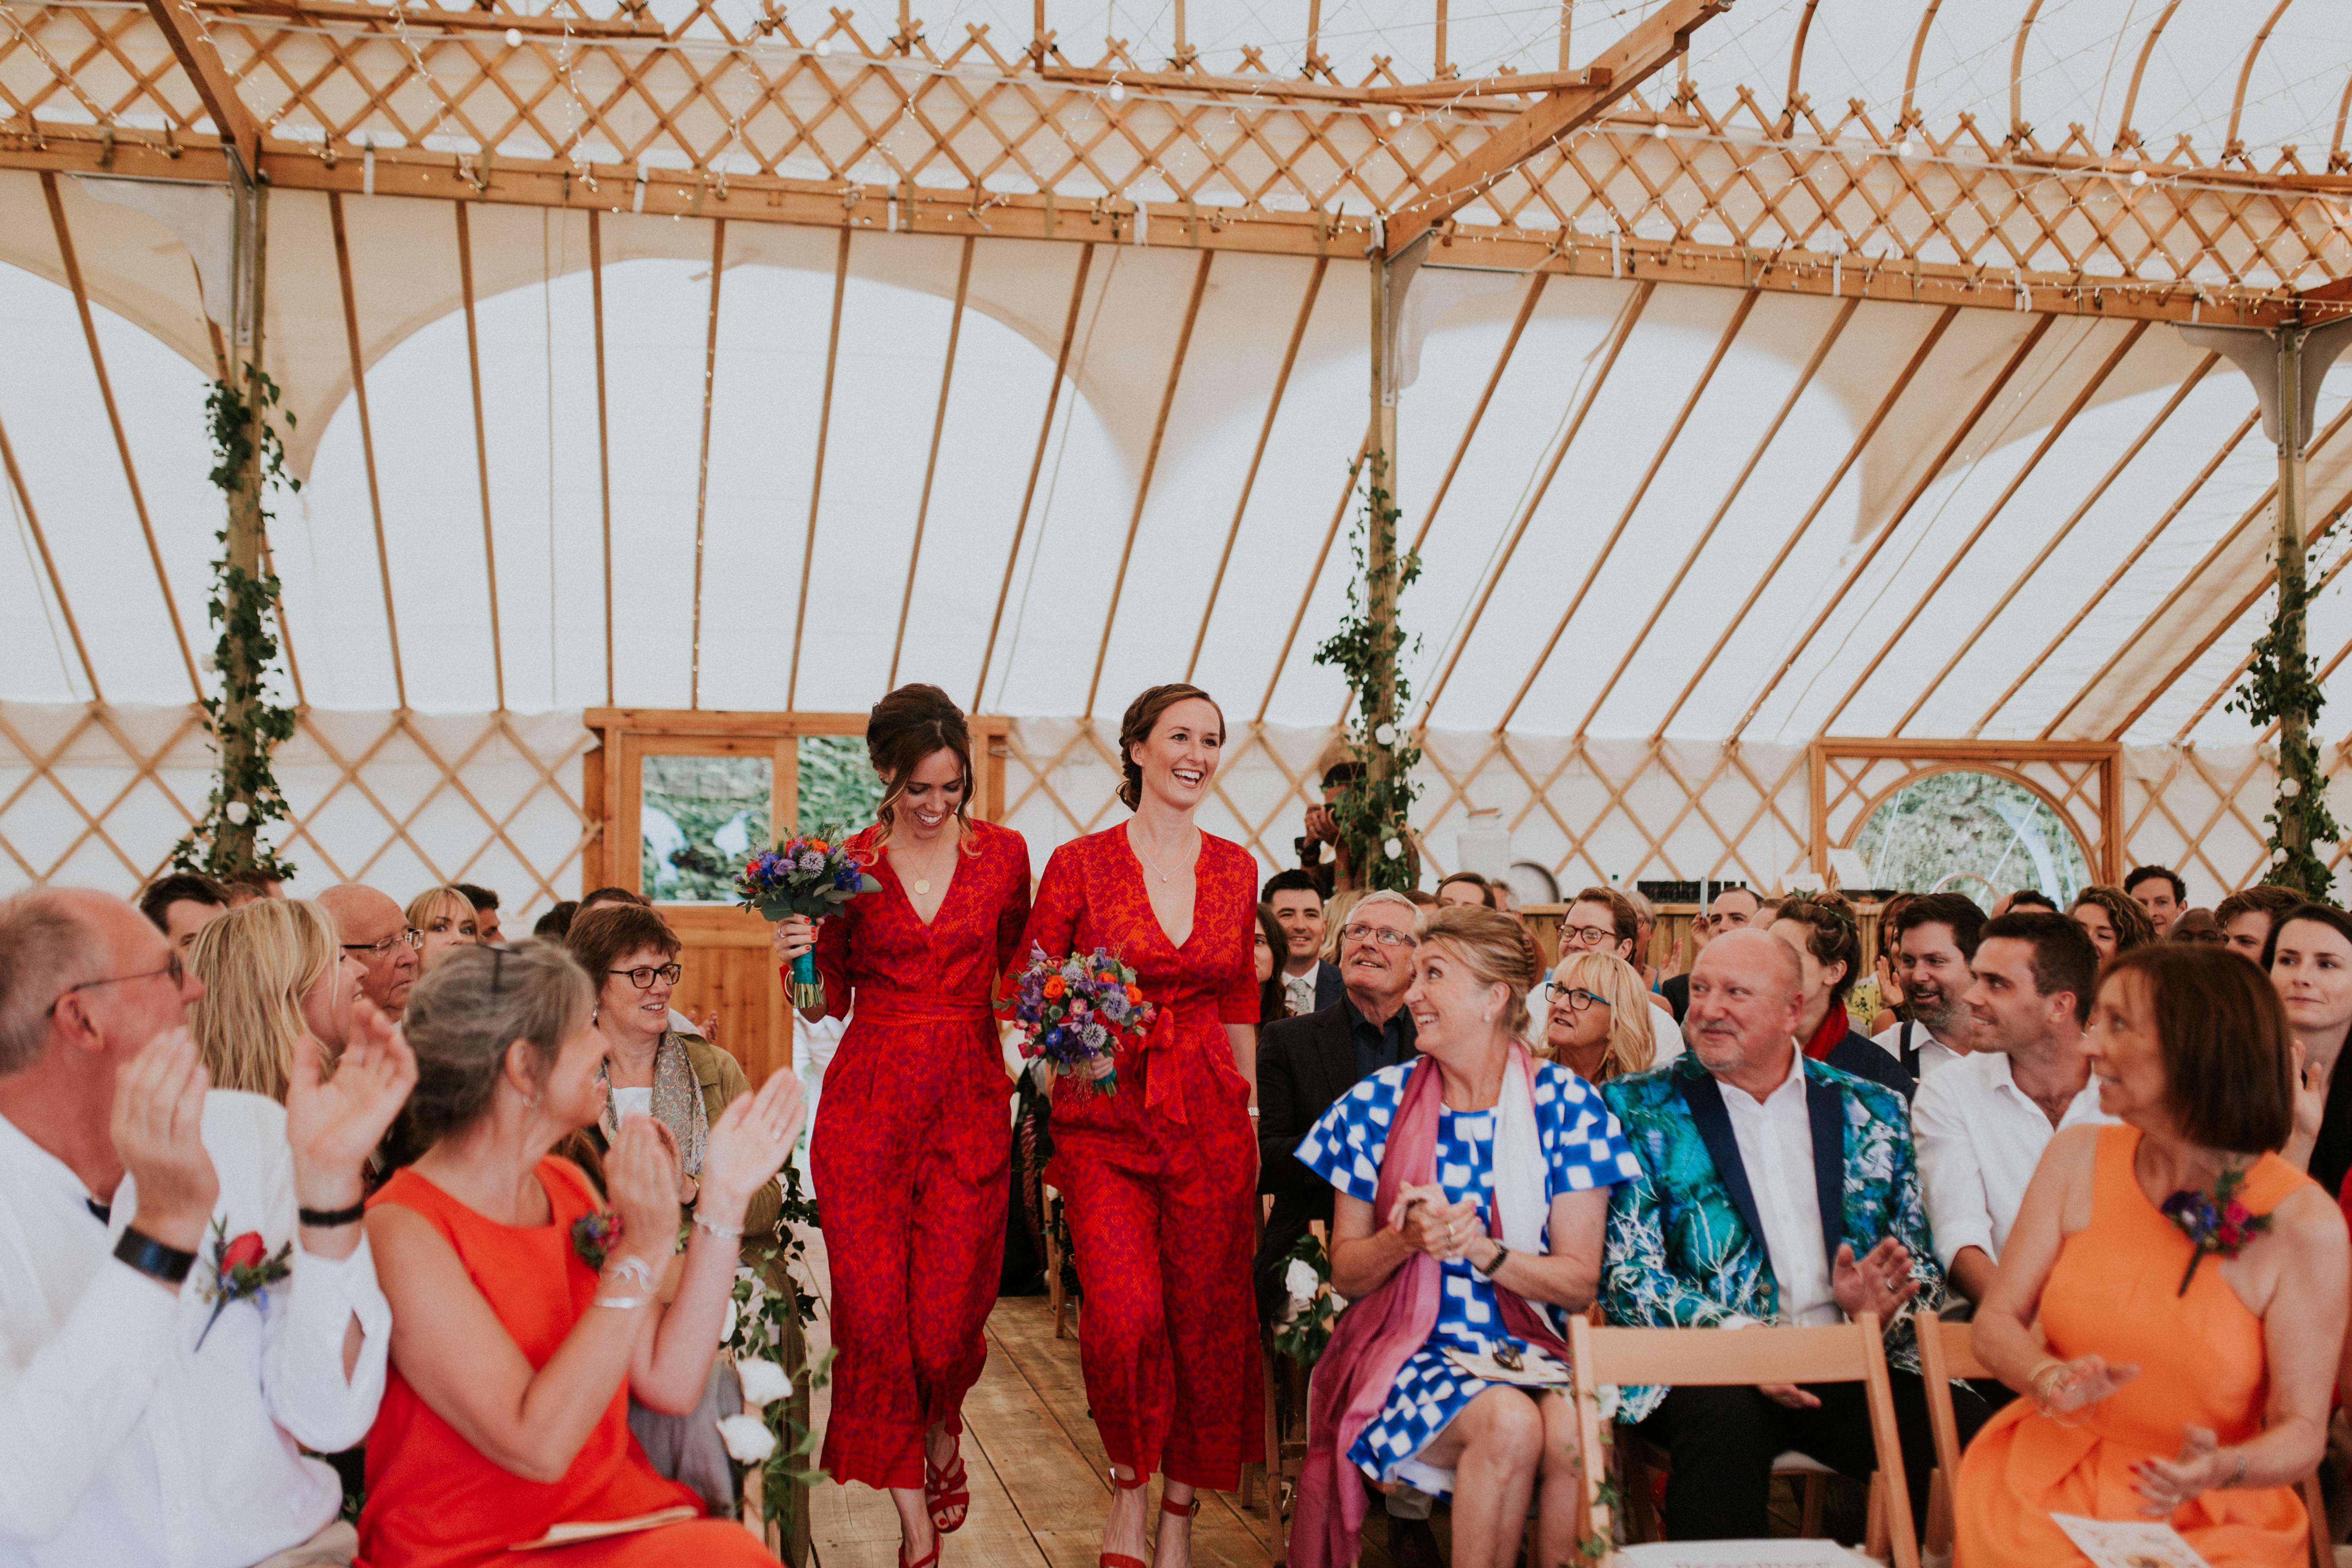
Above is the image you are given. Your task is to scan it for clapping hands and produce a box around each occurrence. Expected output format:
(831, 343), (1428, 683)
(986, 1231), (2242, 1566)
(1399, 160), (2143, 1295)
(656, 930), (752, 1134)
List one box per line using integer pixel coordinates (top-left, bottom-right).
(1831, 1236), (1921, 1320)
(286, 996), (417, 1210)
(109, 1027), (220, 1256)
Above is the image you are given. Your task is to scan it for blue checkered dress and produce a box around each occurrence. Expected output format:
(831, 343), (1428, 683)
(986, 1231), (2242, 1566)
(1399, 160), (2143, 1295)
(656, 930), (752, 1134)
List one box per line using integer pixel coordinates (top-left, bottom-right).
(1295, 1060), (1641, 1495)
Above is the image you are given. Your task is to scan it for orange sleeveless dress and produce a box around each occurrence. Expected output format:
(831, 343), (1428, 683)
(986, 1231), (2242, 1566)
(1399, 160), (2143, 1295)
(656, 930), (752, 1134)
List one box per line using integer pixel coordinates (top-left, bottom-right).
(1956, 1125), (2312, 1567)
(357, 1157), (773, 1568)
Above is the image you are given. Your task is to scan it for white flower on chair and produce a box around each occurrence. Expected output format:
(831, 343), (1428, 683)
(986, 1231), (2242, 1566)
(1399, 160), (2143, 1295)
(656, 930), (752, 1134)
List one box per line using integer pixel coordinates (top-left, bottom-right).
(717, 1413), (778, 1464)
(1280, 1258), (1321, 1324)
(735, 1357), (793, 1407)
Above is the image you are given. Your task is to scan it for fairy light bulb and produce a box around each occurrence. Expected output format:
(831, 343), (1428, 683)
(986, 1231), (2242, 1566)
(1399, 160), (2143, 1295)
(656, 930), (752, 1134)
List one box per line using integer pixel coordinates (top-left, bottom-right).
(2130, 168), (2149, 186)
(1108, 80), (1125, 101)
(1895, 137), (1912, 156)
(1386, 109), (1404, 128)
(504, 26), (522, 45)
(1651, 120), (1669, 139)
(814, 38), (832, 57)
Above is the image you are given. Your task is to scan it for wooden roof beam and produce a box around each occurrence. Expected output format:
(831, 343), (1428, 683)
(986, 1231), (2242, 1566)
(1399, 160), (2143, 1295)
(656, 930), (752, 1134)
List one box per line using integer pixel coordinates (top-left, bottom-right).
(1382, 0), (1730, 258)
(143, 0), (259, 175)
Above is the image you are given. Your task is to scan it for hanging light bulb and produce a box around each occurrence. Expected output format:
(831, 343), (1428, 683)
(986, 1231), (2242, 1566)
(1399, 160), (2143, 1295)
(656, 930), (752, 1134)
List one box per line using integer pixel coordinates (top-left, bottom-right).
(1108, 80), (1125, 101)
(1894, 137), (1912, 156)
(1651, 120), (1669, 140)
(814, 37), (833, 57)
(1386, 109), (1404, 128)
(504, 26), (522, 45)
(2130, 167), (2149, 187)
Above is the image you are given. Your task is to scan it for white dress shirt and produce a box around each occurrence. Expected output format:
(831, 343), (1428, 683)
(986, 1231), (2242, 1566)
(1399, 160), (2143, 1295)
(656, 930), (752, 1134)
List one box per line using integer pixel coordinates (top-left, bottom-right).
(1870, 1019), (1965, 1081)
(0, 1092), (393, 1568)
(1910, 1049), (2114, 1269)
(1719, 1050), (1837, 1326)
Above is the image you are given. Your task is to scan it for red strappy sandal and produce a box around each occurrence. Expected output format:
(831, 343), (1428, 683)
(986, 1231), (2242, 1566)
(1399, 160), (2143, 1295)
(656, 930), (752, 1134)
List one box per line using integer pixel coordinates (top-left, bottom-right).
(1155, 1491), (1200, 1560)
(925, 1426), (970, 1535)
(1100, 1468), (1152, 1568)
(901, 1538), (942, 1568)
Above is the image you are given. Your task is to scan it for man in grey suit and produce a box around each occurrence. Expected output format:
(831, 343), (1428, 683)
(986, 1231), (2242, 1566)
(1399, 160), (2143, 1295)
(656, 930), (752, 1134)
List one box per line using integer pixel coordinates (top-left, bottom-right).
(1261, 868), (1344, 1018)
(1253, 889), (1420, 1323)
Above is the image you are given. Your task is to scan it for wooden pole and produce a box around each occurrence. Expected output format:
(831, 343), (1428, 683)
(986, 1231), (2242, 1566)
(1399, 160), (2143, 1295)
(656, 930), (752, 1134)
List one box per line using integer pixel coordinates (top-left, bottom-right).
(2277, 323), (2311, 869)
(219, 176), (270, 869)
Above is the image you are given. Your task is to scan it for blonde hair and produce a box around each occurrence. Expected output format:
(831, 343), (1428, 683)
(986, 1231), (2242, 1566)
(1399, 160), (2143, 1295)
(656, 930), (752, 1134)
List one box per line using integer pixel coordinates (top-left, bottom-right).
(1553, 950), (1657, 1082)
(406, 885), (476, 936)
(1414, 904), (1537, 1039)
(188, 898), (339, 1101)
(1319, 889), (1366, 962)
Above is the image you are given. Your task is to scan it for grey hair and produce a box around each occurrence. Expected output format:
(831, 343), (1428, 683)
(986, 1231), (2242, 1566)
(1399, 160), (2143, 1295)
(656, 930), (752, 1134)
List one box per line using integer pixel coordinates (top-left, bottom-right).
(400, 939), (595, 1149)
(1621, 888), (1656, 923)
(0, 890), (108, 1077)
(1351, 889), (1420, 922)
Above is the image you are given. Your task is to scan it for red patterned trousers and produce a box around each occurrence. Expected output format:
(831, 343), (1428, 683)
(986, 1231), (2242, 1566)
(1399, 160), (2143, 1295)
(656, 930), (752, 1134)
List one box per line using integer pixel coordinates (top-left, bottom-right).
(812, 1005), (1012, 1491)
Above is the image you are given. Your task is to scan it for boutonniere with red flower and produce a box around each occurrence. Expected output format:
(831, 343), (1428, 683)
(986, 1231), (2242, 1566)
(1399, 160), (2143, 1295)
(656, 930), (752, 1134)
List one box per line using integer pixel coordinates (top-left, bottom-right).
(2158, 1165), (2272, 1296)
(196, 1219), (292, 1348)
(572, 1209), (620, 1272)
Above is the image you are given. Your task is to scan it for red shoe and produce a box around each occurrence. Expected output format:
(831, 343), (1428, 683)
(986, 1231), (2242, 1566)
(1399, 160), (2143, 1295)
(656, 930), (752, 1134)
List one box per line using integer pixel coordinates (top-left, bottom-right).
(1100, 1468), (1151, 1568)
(901, 1538), (941, 1568)
(925, 1428), (970, 1535)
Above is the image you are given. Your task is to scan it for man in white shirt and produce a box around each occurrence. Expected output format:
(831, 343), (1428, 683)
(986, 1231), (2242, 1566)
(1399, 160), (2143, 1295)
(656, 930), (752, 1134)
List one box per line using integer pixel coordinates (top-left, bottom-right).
(1912, 909), (2111, 1306)
(1260, 870), (1341, 1018)
(1871, 892), (1985, 1081)
(0, 888), (414, 1568)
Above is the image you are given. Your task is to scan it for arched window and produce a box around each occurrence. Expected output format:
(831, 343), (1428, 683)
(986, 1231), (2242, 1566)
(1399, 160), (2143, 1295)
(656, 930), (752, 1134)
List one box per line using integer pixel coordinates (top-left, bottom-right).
(1851, 769), (2091, 905)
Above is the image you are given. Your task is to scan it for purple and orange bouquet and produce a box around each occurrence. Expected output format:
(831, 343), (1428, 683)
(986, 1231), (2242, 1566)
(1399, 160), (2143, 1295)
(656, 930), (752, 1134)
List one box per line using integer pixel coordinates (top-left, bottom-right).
(1005, 944), (1157, 1096)
(737, 832), (881, 1009)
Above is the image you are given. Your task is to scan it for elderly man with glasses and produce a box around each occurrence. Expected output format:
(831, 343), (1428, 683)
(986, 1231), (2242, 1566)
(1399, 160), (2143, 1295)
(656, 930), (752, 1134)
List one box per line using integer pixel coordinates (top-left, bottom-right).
(1253, 889), (1424, 1330)
(0, 888), (415, 1567)
(316, 885), (421, 1023)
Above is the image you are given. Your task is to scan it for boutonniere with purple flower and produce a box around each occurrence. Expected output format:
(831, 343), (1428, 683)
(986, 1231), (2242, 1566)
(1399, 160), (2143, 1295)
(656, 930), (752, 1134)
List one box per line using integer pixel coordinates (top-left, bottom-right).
(572, 1209), (621, 1272)
(2158, 1165), (2272, 1296)
(196, 1219), (292, 1348)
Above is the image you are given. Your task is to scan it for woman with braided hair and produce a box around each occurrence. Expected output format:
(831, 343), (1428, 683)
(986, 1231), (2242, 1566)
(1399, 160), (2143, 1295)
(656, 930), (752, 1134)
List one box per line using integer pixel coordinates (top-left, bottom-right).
(1761, 892), (1920, 1103)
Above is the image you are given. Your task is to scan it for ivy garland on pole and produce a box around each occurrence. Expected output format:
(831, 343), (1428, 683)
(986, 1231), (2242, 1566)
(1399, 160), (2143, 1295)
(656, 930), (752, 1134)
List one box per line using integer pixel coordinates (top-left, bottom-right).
(1312, 451), (1423, 893)
(2224, 550), (2340, 898)
(170, 367), (301, 882)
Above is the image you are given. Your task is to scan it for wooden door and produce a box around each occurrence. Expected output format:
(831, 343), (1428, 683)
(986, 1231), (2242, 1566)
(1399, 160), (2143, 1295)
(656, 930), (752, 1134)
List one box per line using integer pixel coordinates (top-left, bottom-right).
(580, 709), (1010, 1087)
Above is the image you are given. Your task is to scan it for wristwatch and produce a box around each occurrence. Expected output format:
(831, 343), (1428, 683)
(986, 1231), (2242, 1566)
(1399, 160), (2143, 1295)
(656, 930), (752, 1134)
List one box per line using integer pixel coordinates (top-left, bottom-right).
(1474, 1242), (1510, 1282)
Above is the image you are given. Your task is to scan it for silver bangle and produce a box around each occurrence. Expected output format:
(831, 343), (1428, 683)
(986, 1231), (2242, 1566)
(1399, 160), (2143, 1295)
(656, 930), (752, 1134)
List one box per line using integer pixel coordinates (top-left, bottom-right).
(592, 1294), (649, 1310)
(692, 1212), (744, 1239)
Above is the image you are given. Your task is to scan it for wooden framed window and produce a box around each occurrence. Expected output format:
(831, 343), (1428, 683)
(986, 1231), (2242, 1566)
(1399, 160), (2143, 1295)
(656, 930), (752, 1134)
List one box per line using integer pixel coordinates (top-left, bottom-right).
(579, 709), (1010, 1083)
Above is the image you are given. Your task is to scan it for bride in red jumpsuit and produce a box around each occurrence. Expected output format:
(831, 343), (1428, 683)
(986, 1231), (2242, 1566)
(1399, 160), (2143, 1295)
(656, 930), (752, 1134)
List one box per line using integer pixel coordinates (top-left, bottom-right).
(772, 684), (1030, 1568)
(1019, 682), (1263, 1568)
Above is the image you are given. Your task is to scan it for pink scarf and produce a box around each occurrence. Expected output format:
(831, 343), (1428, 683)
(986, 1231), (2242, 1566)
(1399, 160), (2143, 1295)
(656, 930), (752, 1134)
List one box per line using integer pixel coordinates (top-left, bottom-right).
(1290, 1044), (1570, 1568)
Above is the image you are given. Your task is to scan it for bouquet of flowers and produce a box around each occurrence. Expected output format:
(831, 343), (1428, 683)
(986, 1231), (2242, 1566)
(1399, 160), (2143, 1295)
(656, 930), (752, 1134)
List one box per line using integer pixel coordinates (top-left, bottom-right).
(1003, 944), (1157, 1095)
(736, 832), (880, 1010)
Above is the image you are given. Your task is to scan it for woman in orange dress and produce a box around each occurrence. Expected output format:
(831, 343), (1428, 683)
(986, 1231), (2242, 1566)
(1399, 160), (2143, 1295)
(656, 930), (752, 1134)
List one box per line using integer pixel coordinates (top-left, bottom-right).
(1018, 682), (1262, 1568)
(359, 940), (805, 1568)
(770, 683), (1031, 1568)
(1959, 944), (2346, 1568)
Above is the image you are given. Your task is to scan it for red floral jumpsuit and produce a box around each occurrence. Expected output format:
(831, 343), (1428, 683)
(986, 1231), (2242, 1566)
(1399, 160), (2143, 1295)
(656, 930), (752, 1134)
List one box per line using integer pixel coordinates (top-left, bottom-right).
(1019, 825), (1264, 1491)
(805, 818), (1031, 1490)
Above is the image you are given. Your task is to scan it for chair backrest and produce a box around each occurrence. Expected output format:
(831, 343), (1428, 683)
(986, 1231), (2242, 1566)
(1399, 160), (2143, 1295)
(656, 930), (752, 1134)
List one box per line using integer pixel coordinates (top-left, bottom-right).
(1913, 1310), (1987, 1496)
(1568, 1313), (1917, 1568)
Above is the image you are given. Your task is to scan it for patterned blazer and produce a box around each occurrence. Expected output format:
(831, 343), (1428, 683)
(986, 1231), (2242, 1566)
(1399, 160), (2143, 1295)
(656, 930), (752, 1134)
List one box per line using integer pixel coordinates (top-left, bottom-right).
(1598, 1052), (1945, 1423)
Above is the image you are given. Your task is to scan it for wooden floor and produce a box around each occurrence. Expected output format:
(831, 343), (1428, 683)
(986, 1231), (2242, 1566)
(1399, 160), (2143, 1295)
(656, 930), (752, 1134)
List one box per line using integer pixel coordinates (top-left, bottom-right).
(800, 1228), (1277, 1568)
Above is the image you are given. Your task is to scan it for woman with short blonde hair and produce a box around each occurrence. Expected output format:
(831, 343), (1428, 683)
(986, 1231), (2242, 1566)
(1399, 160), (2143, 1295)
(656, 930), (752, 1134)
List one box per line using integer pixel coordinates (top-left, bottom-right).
(406, 885), (480, 974)
(189, 897), (363, 1099)
(1544, 951), (1657, 1083)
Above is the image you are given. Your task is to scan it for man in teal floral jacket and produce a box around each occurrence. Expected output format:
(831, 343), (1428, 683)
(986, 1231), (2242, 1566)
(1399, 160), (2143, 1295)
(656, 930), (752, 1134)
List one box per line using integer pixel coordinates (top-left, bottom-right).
(1598, 928), (1988, 1541)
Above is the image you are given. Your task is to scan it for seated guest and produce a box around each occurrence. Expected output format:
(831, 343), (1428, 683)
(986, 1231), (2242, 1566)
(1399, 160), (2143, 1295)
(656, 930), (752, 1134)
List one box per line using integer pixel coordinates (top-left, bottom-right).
(534, 900), (580, 941)
(1254, 890), (1419, 1325)
(1622, 889), (1663, 991)
(2170, 906), (2226, 944)
(1254, 904), (1290, 1025)
(0, 888), (409, 1568)
(1912, 912), (2111, 1305)
(1760, 894), (1917, 1101)
(2125, 863), (2185, 931)
(1548, 887), (1685, 1046)
(2070, 884), (2154, 962)
(189, 898), (367, 1099)
(406, 886), (481, 975)
(566, 906), (782, 1255)
(2216, 884), (2303, 963)
(1994, 889), (2057, 915)
(1433, 871), (1497, 909)
(223, 870), (283, 906)
(2266, 904), (2352, 1200)
(318, 884), (420, 1023)
(579, 886), (650, 915)
(582, 888), (710, 1039)
(1871, 892), (1984, 1080)
(360, 942), (802, 1566)
(138, 871), (228, 955)
(1263, 869), (1343, 1016)
(1543, 951), (1677, 1084)
(1291, 907), (1639, 1568)
(1959, 945), (2345, 1568)
(454, 882), (503, 947)
(1662, 886), (1761, 1024)
(1602, 928), (1974, 1539)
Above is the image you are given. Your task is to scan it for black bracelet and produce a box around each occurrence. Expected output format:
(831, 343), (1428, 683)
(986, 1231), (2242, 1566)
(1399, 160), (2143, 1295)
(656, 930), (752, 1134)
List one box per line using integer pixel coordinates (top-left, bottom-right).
(298, 1202), (367, 1228)
(113, 1226), (197, 1286)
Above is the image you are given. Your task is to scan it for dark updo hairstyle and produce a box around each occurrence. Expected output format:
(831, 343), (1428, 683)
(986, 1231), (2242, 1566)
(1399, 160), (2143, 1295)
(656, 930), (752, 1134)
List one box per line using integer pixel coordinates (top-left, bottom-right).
(2099, 943), (2294, 1155)
(400, 940), (595, 1149)
(1116, 683), (1226, 811)
(868, 682), (976, 842)
(1770, 891), (1863, 1004)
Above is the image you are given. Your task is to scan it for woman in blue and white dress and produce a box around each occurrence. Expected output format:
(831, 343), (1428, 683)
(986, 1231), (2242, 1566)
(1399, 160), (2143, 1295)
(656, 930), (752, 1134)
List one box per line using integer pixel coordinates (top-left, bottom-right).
(1290, 905), (1641, 1568)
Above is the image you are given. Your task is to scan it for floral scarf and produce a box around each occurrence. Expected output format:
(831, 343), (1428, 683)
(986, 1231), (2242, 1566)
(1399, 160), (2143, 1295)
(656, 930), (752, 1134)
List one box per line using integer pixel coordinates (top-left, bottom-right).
(599, 1032), (709, 1176)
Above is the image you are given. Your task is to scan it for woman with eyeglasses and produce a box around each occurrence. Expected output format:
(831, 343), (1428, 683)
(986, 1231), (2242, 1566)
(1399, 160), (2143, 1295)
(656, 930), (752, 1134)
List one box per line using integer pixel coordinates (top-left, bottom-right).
(1540, 952), (1674, 1085)
(406, 885), (482, 975)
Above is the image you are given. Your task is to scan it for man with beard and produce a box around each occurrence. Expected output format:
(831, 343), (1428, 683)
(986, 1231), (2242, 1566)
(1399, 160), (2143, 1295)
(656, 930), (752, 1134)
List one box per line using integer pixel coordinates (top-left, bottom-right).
(1870, 892), (1984, 1082)
(1910, 911), (2111, 1306)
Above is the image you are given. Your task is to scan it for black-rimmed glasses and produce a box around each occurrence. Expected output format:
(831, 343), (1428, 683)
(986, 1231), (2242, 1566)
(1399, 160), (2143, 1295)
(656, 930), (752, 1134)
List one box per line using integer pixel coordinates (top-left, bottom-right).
(610, 963), (683, 989)
(343, 929), (422, 956)
(1543, 982), (1607, 1012)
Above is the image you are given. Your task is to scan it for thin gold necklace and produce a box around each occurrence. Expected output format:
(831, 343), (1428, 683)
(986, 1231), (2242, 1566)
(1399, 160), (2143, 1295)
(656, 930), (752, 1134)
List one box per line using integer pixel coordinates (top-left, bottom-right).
(1130, 826), (1197, 884)
(895, 828), (955, 897)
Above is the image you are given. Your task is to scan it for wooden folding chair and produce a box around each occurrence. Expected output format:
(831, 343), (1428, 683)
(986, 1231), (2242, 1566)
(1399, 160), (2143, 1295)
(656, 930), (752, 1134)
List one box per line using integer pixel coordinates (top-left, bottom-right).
(1569, 1312), (1919, 1568)
(1914, 1309), (1988, 1561)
